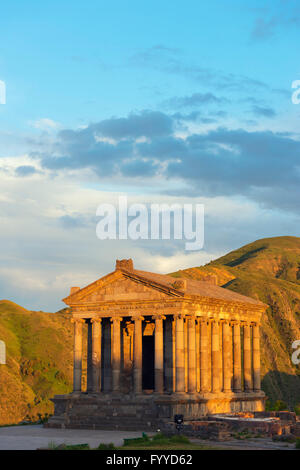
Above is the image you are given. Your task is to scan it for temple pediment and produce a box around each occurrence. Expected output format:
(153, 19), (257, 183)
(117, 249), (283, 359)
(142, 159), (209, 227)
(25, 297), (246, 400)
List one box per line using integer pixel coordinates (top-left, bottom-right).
(64, 270), (182, 305)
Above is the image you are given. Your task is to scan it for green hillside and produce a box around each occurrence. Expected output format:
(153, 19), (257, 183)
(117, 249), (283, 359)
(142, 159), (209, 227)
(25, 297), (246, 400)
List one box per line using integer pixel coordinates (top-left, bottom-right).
(0, 236), (299, 425)
(0, 301), (73, 425)
(171, 236), (300, 408)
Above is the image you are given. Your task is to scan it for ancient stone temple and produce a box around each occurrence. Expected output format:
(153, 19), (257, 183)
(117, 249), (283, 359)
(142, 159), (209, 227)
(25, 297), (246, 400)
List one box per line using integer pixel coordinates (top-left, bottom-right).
(48, 259), (267, 430)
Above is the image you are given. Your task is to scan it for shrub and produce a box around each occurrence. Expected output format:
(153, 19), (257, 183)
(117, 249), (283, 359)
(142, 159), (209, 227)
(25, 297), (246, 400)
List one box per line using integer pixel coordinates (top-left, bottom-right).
(265, 400), (272, 411)
(48, 442), (90, 450)
(150, 433), (170, 445)
(169, 434), (190, 444)
(296, 438), (300, 450)
(152, 432), (168, 441)
(123, 434), (150, 446)
(294, 404), (300, 416)
(273, 400), (288, 411)
(97, 443), (116, 450)
(266, 400), (288, 411)
(63, 443), (90, 450)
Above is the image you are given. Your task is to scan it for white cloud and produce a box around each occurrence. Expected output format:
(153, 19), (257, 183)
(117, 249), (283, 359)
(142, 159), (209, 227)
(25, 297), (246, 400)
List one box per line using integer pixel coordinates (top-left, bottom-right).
(0, 154), (299, 311)
(138, 250), (223, 273)
(30, 118), (61, 131)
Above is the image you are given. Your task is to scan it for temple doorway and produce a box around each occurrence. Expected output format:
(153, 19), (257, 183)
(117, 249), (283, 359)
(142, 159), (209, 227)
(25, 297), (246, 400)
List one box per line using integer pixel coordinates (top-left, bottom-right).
(142, 335), (154, 390)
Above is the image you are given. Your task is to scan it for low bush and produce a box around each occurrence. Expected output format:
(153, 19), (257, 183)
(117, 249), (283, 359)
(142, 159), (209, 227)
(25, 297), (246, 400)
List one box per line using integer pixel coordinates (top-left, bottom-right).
(123, 433), (150, 447)
(169, 434), (190, 444)
(97, 443), (116, 450)
(266, 400), (288, 411)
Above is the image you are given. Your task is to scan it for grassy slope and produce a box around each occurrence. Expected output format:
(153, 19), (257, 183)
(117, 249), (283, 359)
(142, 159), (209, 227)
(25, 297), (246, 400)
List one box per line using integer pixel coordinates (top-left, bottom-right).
(170, 236), (300, 408)
(0, 300), (73, 425)
(0, 236), (299, 424)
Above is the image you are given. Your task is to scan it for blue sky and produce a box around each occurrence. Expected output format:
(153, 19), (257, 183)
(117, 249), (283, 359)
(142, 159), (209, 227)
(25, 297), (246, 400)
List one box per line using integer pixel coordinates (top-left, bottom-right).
(1, 0), (300, 310)
(1, 0), (299, 130)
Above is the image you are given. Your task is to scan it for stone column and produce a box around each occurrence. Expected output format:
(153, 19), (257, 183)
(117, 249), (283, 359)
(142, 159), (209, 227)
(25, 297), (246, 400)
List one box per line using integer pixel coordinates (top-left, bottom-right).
(196, 319), (200, 392)
(133, 316), (144, 394)
(253, 323), (261, 391)
(153, 315), (165, 393)
(87, 320), (93, 392)
(187, 317), (196, 393)
(91, 318), (102, 392)
(200, 319), (209, 392)
(184, 317), (188, 392)
(111, 317), (122, 393)
(172, 318), (176, 392)
(233, 322), (242, 392)
(223, 321), (233, 392)
(175, 314), (185, 392)
(211, 320), (221, 393)
(243, 323), (252, 391)
(71, 318), (85, 393)
(164, 316), (174, 392)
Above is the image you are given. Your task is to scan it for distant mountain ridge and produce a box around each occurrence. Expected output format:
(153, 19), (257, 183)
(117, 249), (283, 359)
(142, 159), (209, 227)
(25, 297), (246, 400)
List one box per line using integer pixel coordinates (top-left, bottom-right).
(171, 236), (300, 407)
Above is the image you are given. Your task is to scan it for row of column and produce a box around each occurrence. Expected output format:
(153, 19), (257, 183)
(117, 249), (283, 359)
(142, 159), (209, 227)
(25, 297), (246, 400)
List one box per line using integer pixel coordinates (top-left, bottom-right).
(72, 315), (261, 395)
(72, 316), (153, 394)
(174, 316), (261, 394)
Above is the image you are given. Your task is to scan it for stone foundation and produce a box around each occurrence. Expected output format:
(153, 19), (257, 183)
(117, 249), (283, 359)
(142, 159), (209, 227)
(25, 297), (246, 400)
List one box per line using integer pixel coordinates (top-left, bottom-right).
(162, 411), (299, 440)
(46, 391), (266, 430)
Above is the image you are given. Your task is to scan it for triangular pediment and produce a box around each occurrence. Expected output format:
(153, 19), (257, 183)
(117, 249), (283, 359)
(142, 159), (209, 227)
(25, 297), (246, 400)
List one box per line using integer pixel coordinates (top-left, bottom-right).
(63, 270), (182, 305)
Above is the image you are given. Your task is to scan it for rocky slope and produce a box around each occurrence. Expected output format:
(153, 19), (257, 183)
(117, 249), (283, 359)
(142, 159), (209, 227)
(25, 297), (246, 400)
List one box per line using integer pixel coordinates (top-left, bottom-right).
(0, 301), (73, 425)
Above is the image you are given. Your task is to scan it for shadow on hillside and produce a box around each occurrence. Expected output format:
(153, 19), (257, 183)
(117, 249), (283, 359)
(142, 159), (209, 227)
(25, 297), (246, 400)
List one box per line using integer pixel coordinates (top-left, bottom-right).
(262, 370), (300, 409)
(221, 279), (237, 288)
(225, 246), (266, 267)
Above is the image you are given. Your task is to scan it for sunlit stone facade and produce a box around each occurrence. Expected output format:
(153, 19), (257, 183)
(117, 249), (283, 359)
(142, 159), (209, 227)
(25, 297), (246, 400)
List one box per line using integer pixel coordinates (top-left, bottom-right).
(48, 259), (267, 430)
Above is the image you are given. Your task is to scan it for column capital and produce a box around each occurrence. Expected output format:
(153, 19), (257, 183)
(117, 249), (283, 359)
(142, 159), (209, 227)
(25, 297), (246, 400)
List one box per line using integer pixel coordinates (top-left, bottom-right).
(173, 313), (185, 320)
(71, 318), (85, 324)
(152, 314), (166, 321)
(91, 317), (102, 324)
(196, 316), (209, 324)
(110, 316), (123, 323)
(205, 317), (217, 325)
(132, 315), (144, 322)
(186, 315), (196, 324)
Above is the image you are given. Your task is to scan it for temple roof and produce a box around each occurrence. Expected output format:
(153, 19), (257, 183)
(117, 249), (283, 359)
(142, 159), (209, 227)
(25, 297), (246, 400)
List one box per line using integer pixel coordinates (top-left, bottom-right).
(126, 268), (266, 307)
(65, 259), (267, 309)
